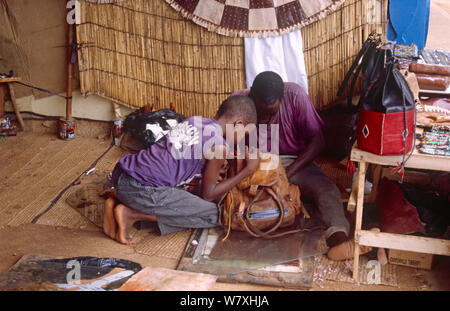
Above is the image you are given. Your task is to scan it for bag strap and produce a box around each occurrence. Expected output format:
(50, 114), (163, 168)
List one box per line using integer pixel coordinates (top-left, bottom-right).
(218, 191), (234, 242)
(346, 42), (380, 110)
(337, 36), (374, 97)
(394, 78), (416, 182)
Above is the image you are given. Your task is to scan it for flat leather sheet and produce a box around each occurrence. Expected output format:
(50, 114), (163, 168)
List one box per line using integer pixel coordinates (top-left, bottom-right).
(209, 222), (323, 263)
(377, 178), (426, 235)
(177, 225), (326, 289)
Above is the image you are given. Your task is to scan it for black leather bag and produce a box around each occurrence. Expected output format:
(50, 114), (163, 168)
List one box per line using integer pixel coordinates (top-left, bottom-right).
(360, 60), (415, 113)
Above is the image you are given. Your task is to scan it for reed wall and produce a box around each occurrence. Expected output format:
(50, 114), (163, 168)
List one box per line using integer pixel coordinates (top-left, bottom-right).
(76, 0), (387, 116)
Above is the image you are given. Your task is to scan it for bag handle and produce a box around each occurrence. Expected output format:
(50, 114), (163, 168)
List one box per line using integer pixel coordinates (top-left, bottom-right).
(240, 188), (306, 239)
(338, 34), (374, 97)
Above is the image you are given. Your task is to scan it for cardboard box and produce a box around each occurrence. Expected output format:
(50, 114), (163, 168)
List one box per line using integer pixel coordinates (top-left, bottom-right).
(388, 249), (434, 270)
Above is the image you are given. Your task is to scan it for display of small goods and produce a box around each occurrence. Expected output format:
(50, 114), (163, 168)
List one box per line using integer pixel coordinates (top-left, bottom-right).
(418, 126), (450, 156)
(392, 46), (450, 91)
(394, 43), (419, 59)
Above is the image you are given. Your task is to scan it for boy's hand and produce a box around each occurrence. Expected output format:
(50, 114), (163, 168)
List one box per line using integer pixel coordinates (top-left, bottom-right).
(243, 146), (260, 175)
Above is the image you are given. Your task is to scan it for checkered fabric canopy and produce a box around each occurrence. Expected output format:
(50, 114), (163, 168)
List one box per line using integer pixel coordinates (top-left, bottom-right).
(165, 0), (346, 37)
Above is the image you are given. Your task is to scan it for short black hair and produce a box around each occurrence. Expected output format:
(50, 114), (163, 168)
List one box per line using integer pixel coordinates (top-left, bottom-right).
(216, 95), (257, 124)
(249, 71), (284, 106)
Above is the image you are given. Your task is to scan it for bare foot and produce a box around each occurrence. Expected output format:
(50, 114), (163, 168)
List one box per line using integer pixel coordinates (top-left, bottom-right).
(114, 204), (136, 245)
(103, 197), (117, 240)
(327, 228), (380, 261)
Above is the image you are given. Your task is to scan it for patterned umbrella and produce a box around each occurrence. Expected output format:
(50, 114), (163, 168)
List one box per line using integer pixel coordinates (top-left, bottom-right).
(164, 0), (346, 37)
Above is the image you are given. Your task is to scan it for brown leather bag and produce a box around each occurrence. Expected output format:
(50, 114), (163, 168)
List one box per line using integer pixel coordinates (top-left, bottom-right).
(219, 153), (307, 239)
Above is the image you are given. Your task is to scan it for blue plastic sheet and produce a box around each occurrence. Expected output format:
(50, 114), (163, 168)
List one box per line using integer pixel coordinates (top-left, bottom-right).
(387, 0), (430, 50)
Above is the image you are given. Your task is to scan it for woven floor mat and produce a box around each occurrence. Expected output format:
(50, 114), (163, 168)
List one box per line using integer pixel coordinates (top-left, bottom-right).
(132, 228), (194, 260)
(0, 133), (111, 227)
(37, 145), (192, 261)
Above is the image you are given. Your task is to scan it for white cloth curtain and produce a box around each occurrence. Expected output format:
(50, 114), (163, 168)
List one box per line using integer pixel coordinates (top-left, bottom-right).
(244, 29), (308, 94)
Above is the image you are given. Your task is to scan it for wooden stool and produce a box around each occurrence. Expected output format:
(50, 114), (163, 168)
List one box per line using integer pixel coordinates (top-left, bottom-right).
(0, 77), (25, 131)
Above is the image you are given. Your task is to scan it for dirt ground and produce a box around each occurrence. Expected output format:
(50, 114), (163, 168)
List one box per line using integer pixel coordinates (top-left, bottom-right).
(392, 0), (450, 51)
(426, 0), (450, 50)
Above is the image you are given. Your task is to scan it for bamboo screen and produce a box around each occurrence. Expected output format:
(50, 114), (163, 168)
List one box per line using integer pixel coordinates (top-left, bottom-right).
(76, 0), (387, 116)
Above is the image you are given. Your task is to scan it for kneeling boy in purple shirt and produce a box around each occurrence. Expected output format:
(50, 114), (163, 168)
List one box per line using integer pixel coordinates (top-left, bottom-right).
(104, 95), (260, 244)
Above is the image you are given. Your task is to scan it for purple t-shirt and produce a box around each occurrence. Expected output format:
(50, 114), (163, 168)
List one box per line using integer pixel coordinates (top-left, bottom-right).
(233, 82), (324, 155)
(119, 117), (226, 187)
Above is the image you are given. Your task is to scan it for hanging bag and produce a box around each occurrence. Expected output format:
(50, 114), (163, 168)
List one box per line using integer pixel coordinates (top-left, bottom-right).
(357, 57), (416, 159)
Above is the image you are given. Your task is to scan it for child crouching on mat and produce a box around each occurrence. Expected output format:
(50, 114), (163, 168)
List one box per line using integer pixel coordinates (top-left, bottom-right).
(103, 95), (260, 244)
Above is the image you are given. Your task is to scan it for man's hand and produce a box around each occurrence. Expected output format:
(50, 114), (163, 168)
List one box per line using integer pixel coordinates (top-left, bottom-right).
(286, 164), (296, 180)
(285, 130), (325, 180)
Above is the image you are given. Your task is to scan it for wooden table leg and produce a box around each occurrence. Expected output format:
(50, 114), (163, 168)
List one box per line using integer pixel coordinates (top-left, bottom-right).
(0, 84), (4, 116)
(353, 161), (368, 282)
(347, 177), (358, 212)
(7, 82), (25, 131)
(368, 164), (382, 203)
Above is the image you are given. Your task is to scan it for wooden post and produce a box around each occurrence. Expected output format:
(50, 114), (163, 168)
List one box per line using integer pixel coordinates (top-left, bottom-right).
(368, 164), (382, 203)
(353, 161), (368, 282)
(66, 23), (74, 121)
(7, 83), (25, 131)
(347, 177), (358, 212)
(0, 84), (4, 116)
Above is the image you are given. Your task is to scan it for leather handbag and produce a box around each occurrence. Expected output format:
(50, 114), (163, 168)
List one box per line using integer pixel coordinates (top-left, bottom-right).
(219, 153), (306, 239)
(357, 58), (416, 158)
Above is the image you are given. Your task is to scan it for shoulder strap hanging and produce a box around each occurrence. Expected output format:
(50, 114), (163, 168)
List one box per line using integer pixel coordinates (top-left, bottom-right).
(337, 33), (381, 110)
(337, 34), (375, 97)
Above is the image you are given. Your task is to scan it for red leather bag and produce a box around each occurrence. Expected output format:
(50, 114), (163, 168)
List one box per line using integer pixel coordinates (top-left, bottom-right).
(358, 107), (415, 155)
(357, 60), (416, 156)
